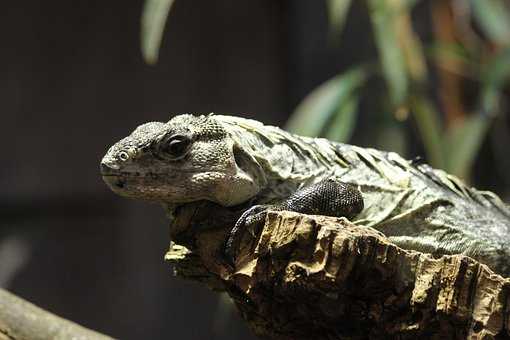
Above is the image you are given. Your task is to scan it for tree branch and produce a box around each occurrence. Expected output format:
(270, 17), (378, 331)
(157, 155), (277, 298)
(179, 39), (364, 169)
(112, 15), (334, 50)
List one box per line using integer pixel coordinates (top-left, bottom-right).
(0, 288), (113, 340)
(166, 202), (510, 339)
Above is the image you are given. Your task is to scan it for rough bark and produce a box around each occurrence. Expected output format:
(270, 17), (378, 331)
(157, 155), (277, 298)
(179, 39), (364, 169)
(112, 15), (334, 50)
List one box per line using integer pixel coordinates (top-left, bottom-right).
(0, 288), (113, 340)
(165, 201), (510, 339)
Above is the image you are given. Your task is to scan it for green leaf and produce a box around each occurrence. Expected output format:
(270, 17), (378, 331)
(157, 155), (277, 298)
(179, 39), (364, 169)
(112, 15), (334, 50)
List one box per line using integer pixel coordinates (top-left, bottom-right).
(141, 0), (176, 65)
(409, 95), (445, 169)
(427, 42), (472, 64)
(323, 90), (360, 142)
(445, 115), (490, 178)
(325, 0), (353, 38)
(368, 0), (408, 106)
(286, 67), (368, 138)
(471, 0), (510, 45)
(480, 47), (510, 114)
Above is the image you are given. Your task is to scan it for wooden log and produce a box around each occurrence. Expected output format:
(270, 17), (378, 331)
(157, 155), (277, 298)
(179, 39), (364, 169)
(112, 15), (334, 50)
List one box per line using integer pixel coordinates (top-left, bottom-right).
(166, 202), (510, 339)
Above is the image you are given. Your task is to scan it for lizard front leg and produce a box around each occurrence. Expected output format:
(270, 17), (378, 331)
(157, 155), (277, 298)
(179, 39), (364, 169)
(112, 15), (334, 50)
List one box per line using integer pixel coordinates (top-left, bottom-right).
(224, 179), (364, 264)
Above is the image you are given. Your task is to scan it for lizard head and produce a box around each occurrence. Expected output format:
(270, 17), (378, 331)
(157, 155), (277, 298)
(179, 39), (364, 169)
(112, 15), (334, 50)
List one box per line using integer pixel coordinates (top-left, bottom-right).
(100, 114), (266, 206)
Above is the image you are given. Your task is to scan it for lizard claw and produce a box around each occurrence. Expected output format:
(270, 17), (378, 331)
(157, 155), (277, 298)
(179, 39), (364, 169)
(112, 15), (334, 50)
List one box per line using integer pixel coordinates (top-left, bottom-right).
(224, 205), (268, 266)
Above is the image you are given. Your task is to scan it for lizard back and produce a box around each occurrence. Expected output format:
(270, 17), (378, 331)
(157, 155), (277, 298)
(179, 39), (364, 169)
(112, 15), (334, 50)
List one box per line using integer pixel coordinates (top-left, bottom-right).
(217, 115), (510, 275)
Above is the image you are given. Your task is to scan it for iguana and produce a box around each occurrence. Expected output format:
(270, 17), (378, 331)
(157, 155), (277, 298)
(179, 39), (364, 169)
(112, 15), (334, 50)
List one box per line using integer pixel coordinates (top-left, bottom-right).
(100, 114), (510, 276)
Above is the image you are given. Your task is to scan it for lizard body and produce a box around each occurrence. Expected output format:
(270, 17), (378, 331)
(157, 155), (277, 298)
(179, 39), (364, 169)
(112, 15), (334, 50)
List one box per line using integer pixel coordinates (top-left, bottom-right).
(101, 114), (510, 276)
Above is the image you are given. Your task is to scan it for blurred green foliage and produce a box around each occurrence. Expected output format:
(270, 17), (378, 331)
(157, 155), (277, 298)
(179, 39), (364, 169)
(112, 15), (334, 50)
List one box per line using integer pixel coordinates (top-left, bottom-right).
(291, 0), (510, 180)
(286, 67), (368, 142)
(140, 0), (510, 181)
(328, 0), (510, 180)
(141, 0), (175, 64)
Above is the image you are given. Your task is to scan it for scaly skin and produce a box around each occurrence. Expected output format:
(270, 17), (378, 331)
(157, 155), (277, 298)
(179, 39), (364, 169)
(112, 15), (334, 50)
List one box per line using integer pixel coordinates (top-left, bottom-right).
(224, 179), (364, 261)
(101, 114), (510, 276)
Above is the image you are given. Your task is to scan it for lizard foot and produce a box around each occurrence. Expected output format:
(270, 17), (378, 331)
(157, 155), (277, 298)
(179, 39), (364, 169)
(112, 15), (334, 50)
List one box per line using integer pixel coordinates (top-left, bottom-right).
(222, 180), (364, 268)
(224, 204), (269, 266)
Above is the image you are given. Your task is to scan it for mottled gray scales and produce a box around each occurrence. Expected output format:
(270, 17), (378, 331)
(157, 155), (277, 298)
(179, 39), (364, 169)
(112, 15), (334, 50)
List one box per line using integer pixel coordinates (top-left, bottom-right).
(101, 114), (510, 276)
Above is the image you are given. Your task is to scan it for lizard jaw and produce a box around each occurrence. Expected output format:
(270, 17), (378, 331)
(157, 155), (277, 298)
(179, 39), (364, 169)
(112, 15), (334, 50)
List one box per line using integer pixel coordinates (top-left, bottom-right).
(100, 162), (172, 201)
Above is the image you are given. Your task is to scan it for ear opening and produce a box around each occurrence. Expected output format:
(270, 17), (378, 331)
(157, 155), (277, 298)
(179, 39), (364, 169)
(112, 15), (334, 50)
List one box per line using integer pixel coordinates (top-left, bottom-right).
(232, 142), (267, 187)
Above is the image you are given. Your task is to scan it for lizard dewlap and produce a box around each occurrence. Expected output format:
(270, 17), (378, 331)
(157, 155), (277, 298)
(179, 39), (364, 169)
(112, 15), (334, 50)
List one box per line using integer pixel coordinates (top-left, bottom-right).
(101, 113), (510, 276)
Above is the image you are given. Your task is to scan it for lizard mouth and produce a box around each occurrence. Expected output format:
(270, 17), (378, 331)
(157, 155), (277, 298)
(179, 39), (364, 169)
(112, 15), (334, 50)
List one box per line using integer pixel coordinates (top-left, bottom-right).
(100, 163), (165, 180)
(100, 162), (121, 176)
(100, 163), (145, 190)
(101, 165), (179, 194)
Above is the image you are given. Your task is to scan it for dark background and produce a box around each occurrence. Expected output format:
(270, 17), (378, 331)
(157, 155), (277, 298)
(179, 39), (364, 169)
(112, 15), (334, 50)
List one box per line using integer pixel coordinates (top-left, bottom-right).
(1, 1), (508, 339)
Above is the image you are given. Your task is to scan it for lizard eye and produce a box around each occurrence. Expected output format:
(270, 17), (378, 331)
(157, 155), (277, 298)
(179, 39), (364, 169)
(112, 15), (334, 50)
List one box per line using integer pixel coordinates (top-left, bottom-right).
(118, 151), (130, 161)
(161, 134), (192, 160)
